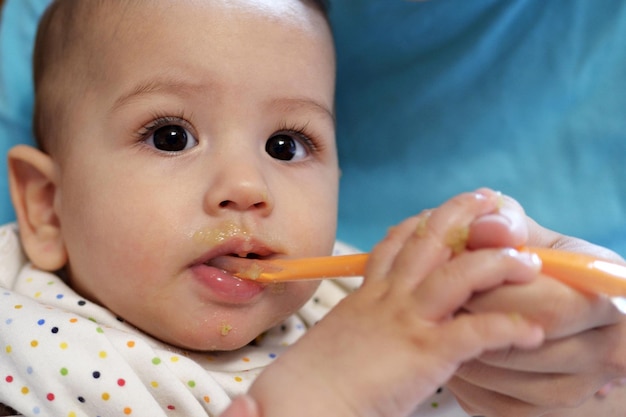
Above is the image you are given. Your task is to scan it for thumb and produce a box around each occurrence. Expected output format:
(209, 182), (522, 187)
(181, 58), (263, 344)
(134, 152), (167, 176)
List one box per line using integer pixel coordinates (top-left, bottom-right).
(220, 395), (260, 417)
(468, 194), (528, 249)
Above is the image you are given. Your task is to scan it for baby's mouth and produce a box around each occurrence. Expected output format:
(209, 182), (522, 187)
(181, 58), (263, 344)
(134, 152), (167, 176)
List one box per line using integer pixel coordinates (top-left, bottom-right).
(208, 254), (277, 281)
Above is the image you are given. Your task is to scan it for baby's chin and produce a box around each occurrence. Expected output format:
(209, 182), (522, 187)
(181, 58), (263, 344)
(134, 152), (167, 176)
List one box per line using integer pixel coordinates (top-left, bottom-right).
(146, 317), (284, 352)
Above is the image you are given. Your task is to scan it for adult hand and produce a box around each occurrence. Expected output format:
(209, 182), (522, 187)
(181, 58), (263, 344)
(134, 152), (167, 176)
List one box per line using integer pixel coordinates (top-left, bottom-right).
(450, 194), (626, 417)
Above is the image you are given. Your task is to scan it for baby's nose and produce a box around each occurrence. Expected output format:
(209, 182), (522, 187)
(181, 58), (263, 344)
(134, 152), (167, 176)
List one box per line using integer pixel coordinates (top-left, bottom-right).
(203, 161), (274, 216)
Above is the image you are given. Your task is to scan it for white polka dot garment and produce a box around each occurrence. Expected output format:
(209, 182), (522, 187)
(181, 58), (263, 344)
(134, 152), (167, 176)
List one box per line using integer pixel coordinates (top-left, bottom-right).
(0, 223), (466, 417)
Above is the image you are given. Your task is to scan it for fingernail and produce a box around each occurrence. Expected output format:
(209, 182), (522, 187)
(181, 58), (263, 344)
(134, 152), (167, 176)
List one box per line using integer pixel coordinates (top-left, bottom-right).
(504, 248), (542, 269)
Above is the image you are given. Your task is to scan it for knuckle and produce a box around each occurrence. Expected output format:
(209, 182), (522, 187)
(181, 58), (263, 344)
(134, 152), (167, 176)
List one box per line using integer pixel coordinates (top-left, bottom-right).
(601, 321), (626, 377)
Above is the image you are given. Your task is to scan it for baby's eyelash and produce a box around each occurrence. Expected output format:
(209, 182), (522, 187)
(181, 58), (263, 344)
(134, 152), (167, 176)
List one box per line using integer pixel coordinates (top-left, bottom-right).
(276, 122), (324, 153)
(135, 112), (193, 141)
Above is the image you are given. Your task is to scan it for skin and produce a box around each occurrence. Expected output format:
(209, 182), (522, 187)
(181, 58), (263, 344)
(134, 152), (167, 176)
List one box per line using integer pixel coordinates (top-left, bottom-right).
(7, 1), (547, 415)
(238, 197), (626, 417)
(248, 190), (546, 417)
(442, 198), (626, 416)
(8, 1), (626, 416)
(10, 0), (338, 351)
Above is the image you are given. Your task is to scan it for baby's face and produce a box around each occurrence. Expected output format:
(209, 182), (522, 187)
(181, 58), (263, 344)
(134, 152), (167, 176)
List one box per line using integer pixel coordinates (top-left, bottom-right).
(53, 0), (338, 350)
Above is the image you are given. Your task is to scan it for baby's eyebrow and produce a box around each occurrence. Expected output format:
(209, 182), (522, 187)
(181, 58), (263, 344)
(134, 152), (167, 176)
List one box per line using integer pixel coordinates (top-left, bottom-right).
(267, 97), (335, 123)
(110, 76), (209, 112)
(109, 76), (335, 123)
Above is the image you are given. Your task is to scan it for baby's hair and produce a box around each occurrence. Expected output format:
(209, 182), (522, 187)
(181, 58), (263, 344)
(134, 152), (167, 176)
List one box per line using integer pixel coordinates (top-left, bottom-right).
(32, 0), (331, 155)
(32, 0), (105, 156)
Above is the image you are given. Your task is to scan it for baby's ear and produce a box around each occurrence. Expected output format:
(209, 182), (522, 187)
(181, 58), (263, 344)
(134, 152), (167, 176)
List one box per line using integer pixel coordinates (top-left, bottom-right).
(8, 145), (68, 271)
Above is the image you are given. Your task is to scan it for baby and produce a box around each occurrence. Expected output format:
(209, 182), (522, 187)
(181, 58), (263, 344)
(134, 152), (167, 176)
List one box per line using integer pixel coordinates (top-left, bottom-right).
(1, 0), (621, 416)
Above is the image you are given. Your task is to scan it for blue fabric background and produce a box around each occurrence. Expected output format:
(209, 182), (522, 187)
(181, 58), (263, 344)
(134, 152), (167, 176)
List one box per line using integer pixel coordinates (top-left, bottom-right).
(2, 0), (626, 255)
(0, 0), (46, 222)
(329, 1), (626, 253)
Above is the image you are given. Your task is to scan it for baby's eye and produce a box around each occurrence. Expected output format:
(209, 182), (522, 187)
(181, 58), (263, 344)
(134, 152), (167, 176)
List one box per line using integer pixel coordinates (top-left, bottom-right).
(265, 133), (309, 161)
(145, 124), (198, 152)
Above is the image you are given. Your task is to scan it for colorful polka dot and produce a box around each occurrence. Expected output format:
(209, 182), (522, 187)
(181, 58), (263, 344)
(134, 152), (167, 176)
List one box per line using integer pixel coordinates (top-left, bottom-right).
(92, 371), (101, 379)
(101, 392), (110, 401)
(126, 340), (135, 348)
(5, 375), (13, 383)
(123, 407), (132, 415)
(187, 380), (196, 388)
(60, 368), (68, 376)
(21, 386), (29, 394)
(117, 378), (126, 387)
(37, 319), (45, 325)
(234, 376), (243, 382)
(152, 357), (161, 365)
(59, 342), (68, 350)
(203, 396), (210, 403)
(99, 351), (107, 359)
(30, 340), (39, 347)
(46, 393), (55, 401)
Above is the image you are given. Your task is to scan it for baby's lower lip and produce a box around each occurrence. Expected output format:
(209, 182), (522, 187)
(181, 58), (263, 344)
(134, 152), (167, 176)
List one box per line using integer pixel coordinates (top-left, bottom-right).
(191, 264), (265, 304)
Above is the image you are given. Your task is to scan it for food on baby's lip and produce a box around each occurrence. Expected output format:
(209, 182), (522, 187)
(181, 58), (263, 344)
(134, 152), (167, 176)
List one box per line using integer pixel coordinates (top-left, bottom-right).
(445, 226), (470, 255)
(193, 221), (252, 249)
(220, 323), (233, 336)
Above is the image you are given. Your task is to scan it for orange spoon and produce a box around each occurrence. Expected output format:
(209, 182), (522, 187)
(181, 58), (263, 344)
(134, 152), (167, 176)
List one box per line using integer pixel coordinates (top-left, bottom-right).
(211, 247), (626, 297)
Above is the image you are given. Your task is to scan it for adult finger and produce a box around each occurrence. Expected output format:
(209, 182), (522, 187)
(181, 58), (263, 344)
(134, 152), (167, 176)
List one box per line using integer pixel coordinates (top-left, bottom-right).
(453, 362), (605, 409)
(476, 322), (626, 376)
(464, 274), (623, 338)
(447, 376), (547, 417)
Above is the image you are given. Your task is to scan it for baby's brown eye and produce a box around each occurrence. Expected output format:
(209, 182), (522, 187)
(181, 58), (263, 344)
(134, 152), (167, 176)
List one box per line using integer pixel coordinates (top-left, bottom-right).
(266, 134), (307, 161)
(149, 125), (197, 152)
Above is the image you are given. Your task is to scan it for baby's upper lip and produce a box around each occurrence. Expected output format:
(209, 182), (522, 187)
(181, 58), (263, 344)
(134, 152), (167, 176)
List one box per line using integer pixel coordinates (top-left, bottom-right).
(191, 236), (278, 268)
